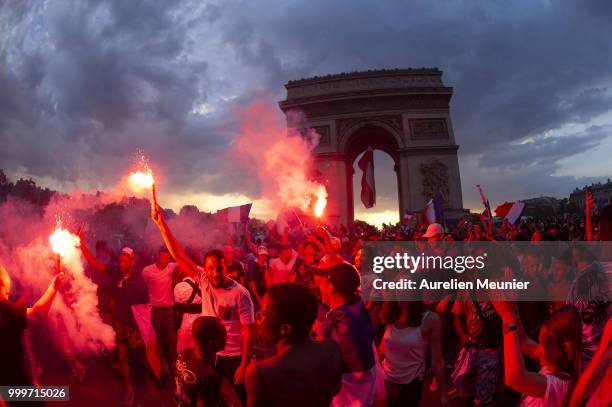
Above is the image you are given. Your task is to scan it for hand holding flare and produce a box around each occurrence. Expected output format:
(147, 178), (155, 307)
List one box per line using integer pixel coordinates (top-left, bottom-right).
(49, 228), (80, 258)
(150, 183), (163, 226)
(49, 225), (77, 283)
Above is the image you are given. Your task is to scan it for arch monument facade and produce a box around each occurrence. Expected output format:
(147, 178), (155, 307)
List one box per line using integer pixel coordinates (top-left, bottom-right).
(279, 68), (467, 226)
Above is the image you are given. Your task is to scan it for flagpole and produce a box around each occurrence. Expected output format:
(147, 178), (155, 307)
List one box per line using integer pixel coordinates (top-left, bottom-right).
(476, 185), (493, 236)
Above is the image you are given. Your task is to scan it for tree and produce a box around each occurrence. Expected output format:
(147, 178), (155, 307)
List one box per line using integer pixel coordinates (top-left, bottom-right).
(0, 169), (9, 202)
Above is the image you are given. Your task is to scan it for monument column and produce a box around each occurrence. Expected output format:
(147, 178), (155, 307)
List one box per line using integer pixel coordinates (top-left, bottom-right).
(397, 152), (412, 214)
(313, 154), (352, 226)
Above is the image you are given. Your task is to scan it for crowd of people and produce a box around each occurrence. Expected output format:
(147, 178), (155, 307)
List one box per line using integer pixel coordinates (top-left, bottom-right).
(1, 189), (611, 407)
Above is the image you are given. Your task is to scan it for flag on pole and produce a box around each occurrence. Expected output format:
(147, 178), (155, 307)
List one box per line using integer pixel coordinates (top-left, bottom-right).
(216, 203), (252, 223)
(493, 201), (526, 224)
(358, 147), (376, 208)
(505, 202), (526, 224)
(476, 185), (493, 219)
(494, 202), (514, 218)
(424, 195), (444, 225)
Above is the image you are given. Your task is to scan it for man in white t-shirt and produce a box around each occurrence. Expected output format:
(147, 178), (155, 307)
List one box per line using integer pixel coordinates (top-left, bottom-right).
(142, 246), (178, 380)
(267, 244), (298, 286)
(151, 202), (254, 403)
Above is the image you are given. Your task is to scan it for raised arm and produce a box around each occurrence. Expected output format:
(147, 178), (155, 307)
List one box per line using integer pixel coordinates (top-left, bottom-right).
(316, 226), (335, 258)
(151, 200), (199, 278)
(517, 316), (538, 360)
(244, 221), (258, 255)
(27, 273), (63, 322)
(569, 318), (612, 407)
(492, 301), (547, 398)
(280, 225), (289, 245)
(425, 312), (448, 406)
(77, 232), (105, 273)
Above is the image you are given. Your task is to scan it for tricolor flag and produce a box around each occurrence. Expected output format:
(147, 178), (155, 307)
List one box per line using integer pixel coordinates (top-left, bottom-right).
(216, 203), (252, 223)
(131, 304), (162, 380)
(358, 147), (376, 208)
(424, 195), (444, 225)
(495, 201), (526, 224)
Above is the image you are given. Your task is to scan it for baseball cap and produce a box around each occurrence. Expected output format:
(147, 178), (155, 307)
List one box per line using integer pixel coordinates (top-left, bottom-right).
(120, 247), (135, 259)
(313, 263), (360, 296)
(257, 245), (269, 256)
(423, 223), (445, 238)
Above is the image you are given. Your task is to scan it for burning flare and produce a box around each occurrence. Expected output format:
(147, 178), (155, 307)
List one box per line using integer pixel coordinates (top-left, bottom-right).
(314, 186), (327, 218)
(128, 170), (155, 192)
(50, 228), (80, 257)
(127, 150), (155, 193)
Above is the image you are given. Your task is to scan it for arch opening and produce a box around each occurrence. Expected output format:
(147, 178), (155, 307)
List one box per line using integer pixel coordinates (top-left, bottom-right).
(344, 125), (401, 227)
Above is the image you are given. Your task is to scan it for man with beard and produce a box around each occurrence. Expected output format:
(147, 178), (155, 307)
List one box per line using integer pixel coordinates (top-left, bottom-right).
(80, 243), (152, 405)
(246, 283), (342, 407)
(151, 201), (254, 402)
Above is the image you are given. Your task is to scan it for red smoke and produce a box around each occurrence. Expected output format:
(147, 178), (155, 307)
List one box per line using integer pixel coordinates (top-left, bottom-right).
(233, 101), (326, 217)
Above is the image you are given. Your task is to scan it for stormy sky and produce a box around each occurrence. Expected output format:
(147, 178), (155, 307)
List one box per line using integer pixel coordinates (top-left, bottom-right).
(1, 0), (611, 224)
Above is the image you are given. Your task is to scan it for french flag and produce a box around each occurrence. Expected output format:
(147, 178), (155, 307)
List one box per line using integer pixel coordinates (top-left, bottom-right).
(424, 195), (444, 225)
(358, 147), (376, 208)
(494, 201), (526, 224)
(216, 203), (252, 223)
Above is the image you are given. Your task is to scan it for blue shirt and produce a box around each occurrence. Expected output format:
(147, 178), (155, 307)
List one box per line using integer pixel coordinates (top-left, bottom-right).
(318, 296), (375, 374)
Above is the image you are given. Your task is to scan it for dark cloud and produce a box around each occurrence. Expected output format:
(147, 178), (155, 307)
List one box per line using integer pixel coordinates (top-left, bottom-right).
(479, 125), (609, 170)
(0, 0), (611, 210)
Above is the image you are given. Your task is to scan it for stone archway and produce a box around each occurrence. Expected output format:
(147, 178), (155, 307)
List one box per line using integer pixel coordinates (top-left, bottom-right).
(279, 68), (467, 226)
(344, 125), (401, 223)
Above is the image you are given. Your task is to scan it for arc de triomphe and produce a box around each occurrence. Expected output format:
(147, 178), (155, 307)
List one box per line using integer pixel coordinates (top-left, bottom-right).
(279, 68), (466, 226)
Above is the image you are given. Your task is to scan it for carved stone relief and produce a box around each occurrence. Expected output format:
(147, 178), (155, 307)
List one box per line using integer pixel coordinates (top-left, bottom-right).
(409, 119), (448, 140)
(420, 160), (450, 203)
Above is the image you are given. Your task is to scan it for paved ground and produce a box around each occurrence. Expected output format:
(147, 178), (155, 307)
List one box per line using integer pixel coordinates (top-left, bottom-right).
(28, 319), (517, 406)
(42, 356), (175, 407)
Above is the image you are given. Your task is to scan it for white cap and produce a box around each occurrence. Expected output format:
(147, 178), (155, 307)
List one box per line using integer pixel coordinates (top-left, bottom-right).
(423, 223), (445, 238)
(120, 247), (135, 259)
(173, 277), (202, 304)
